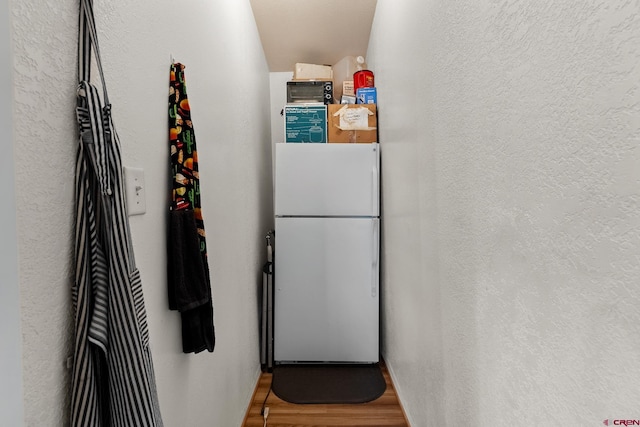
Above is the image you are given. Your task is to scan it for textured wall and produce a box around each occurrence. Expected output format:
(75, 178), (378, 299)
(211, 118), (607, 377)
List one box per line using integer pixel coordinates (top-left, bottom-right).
(11, 0), (272, 425)
(368, 1), (445, 425)
(12, 1), (78, 424)
(369, 0), (640, 426)
(1, 0), (24, 425)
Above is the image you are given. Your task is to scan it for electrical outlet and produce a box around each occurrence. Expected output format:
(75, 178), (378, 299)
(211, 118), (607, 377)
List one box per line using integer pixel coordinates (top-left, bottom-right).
(124, 166), (146, 216)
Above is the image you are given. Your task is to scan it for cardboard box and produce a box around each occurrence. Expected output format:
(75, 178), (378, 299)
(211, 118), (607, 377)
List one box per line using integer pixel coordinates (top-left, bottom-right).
(284, 104), (327, 143)
(356, 87), (377, 104)
(343, 80), (355, 96)
(327, 104), (377, 143)
(293, 63), (333, 81)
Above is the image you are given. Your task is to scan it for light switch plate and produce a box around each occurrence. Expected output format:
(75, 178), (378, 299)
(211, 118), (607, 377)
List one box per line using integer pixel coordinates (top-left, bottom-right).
(124, 166), (146, 216)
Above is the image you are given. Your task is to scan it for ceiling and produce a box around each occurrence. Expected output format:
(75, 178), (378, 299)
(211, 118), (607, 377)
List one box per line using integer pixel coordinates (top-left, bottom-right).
(249, 0), (378, 72)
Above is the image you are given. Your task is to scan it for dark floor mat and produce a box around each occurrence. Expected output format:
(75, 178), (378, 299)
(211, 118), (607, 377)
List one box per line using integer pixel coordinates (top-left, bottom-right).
(271, 363), (386, 404)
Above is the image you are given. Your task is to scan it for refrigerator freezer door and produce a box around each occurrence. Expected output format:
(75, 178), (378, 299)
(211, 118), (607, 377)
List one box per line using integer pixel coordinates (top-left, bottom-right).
(275, 143), (379, 217)
(274, 217), (379, 363)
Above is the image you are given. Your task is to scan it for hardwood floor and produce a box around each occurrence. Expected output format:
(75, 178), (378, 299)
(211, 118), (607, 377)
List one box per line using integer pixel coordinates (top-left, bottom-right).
(242, 362), (410, 427)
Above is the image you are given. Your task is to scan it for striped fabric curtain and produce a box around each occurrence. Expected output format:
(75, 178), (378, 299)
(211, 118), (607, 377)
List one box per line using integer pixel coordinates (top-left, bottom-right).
(70, 0), (163, 425)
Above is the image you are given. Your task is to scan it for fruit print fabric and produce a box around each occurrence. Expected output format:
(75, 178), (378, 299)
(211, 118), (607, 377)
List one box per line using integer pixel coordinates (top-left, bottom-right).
(170, 64), (205, 241)
(168, 63), (215, 354)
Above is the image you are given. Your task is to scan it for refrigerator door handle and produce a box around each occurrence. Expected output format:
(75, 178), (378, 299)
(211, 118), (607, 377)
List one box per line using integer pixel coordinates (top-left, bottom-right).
(371, 219), (379, 298)
(371, 165), (378, 215)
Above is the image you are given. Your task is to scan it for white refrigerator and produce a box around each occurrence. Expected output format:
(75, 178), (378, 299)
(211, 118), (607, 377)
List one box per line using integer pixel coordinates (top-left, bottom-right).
(274, 143), (380, 364)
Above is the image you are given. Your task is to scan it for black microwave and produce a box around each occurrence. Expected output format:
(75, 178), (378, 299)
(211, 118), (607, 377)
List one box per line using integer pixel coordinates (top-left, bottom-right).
(286, 81), (333, 104)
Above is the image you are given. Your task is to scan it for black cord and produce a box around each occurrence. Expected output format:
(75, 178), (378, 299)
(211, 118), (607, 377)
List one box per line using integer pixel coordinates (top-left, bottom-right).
(260, 380), (273, 416)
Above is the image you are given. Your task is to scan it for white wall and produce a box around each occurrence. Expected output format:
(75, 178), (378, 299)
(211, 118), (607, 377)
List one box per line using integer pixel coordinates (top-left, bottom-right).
(1, 0), (23, 425)
(11, 0), (272, 425)
(269, 72), (292, 146)
(369, 1), (640, 426)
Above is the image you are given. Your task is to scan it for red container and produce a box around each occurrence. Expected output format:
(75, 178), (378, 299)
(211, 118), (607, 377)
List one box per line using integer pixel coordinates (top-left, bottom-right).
(353, 69), (374, 93)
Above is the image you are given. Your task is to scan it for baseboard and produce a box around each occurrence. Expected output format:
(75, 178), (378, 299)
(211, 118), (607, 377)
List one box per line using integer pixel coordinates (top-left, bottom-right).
(240, 364), (263, 427)
(381, 355), (413, 427)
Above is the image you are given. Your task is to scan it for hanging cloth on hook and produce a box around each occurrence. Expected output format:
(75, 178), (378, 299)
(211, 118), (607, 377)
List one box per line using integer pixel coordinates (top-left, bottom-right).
(167, 62), (216, 354)
(70, 0), (164, 425)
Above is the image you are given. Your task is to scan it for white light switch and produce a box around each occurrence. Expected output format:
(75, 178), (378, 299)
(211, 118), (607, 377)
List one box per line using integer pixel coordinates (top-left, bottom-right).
(124, 166), (146, 216)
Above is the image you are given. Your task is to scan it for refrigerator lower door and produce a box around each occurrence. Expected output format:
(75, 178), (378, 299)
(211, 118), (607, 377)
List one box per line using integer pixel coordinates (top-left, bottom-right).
(274, 217), (379, 363)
